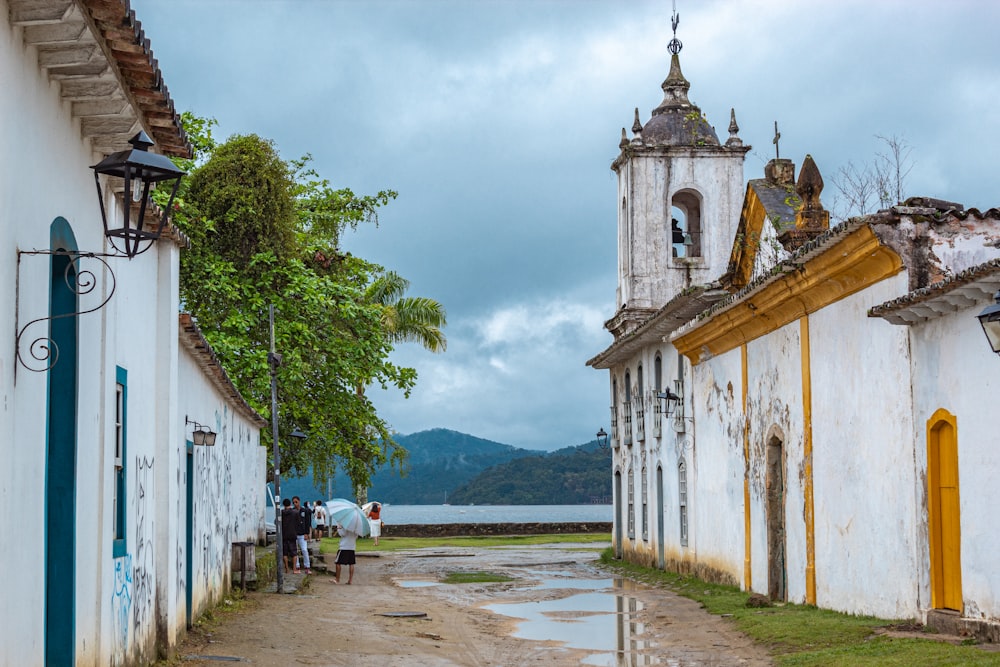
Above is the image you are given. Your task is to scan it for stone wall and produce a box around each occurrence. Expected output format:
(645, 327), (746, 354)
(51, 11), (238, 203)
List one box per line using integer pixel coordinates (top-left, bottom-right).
(382, 522), (612, 537)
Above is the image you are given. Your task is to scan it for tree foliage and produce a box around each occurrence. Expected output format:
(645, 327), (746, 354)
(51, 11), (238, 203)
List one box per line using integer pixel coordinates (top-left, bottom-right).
(165, 113), (440, 493)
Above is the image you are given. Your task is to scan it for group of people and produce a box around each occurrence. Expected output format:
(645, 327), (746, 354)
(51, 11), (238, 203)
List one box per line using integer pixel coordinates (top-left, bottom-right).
(279, 496), (319, 575)
(278, 497), (384, 585)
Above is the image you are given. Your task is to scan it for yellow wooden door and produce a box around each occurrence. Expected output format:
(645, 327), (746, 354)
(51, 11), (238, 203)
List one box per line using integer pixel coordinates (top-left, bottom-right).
(928, 410), (963, 612)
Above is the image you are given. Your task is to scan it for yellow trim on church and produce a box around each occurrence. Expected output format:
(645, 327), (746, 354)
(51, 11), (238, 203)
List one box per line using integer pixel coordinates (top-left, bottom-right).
(728, 185), (770, 291)
(742, 344), (752, 590)
(674, 224), (904, 364)
(800, 317), (816, 605)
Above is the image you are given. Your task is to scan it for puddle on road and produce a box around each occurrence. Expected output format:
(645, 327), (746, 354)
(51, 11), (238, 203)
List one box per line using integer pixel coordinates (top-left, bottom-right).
(396, 580), (439, 588)
(484, 578), (658, 666)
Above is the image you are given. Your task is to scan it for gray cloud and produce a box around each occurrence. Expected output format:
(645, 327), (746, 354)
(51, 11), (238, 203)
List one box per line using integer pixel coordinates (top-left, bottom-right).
(134, 0), (1000, 450)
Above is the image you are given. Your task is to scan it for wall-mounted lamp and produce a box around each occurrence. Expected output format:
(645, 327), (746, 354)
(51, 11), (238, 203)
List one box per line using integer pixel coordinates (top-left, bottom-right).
(92, 131), (186, 258)
(596, 428), (609, 450)
(185, 417), (217, 446)
(290, 427), (308, 441)
(656, 388), (682, 417)
(976, 290), (1000, 355)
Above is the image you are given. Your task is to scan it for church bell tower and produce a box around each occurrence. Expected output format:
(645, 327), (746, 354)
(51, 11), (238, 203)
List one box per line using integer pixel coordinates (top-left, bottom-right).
(609, 12), (749, 337)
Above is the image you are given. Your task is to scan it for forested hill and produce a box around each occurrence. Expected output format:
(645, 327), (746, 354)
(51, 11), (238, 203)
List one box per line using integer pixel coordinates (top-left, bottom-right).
(352, 428), (537, 504)
(276, 429), (610, 505)
(447, 442), (612, 505)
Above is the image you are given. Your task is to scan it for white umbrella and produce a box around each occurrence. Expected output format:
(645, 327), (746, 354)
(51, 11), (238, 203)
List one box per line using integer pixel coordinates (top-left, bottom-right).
(326, 498), (371, 537)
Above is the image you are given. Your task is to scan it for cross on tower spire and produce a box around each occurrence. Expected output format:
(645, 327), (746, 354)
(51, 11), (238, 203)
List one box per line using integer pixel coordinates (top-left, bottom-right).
(773, 121), (781, 160)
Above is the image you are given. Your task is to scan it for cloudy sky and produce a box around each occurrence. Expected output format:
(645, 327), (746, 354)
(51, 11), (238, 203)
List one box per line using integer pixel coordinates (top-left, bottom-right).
(131, 0), (1000, 451)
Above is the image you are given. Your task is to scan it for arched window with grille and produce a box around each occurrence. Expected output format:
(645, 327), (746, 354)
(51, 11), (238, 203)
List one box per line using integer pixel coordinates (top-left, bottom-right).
(678, 458), (689, 547)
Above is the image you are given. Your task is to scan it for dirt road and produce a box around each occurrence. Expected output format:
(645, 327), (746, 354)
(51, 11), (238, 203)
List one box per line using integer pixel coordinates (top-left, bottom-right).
(175, 542), (773, 666)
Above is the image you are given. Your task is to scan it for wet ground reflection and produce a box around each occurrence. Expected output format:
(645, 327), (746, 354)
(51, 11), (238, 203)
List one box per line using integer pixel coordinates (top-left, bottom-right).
(484, 577), (658, 666)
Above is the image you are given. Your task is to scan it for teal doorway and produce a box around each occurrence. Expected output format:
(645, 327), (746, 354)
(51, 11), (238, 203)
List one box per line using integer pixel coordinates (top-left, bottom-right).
(46, 219), (79, 664)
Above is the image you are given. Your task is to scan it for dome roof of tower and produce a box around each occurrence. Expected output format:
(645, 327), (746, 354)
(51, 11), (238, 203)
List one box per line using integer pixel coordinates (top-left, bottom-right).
(641, 108), (720, 147)
(634, 53), (720, 147)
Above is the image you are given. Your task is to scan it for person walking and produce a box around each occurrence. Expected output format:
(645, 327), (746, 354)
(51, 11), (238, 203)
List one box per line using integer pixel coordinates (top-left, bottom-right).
(366, 502), (382, 547)
(335, 524), (358, 584)
(292, 496), (312, 574)
(313, 500), (327, 539)
(279, 498), (298, 574)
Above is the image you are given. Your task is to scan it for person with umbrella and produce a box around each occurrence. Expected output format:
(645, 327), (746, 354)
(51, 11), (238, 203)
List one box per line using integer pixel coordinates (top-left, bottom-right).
(334, 524), (358, 584)
(325, 498), (370, 584)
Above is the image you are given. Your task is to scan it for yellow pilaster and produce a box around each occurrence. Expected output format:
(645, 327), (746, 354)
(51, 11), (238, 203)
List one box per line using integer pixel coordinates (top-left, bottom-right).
(742, 343), (752, 590)
(800, 317), (816, 604)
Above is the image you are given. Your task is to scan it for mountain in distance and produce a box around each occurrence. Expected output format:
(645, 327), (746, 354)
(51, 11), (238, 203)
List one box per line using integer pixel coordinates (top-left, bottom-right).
(448, 441), (612, 505)
(274, 428), (610, 505)
(363, 428), (538, 503)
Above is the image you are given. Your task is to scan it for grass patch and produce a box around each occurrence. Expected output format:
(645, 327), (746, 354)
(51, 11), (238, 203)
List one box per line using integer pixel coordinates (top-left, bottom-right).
(320, 533), (610, 554)
(441, 571), (515, 584)
(597, 549), (1000, 667)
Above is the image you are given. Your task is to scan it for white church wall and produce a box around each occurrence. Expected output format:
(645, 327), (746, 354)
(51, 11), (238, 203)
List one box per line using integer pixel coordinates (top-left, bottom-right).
(687, 348), (746, 583)
(909, 300), (1000, 622)
(744, 320), (807, 601)
(809, 275), (921, 619)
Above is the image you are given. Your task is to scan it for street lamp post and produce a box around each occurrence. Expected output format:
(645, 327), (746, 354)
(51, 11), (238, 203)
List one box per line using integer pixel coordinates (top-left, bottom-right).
(268, 305), (285, 593)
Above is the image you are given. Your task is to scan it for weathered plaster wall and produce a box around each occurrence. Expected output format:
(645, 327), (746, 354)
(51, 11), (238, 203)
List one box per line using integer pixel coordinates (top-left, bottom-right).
(177, 347), (265, 633)
(909, 300), (1000, 622)
(809, 275), (920, 618)
(617, 153), (745, 310)
(744, 320), (806, 601)
(688, 350), (746, 585)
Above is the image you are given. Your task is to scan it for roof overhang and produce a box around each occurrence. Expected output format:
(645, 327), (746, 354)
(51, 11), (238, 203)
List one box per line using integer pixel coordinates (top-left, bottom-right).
(587, 285), (729, 369)
(869, 258), (1000, 325)
(8, 0), (191, 158)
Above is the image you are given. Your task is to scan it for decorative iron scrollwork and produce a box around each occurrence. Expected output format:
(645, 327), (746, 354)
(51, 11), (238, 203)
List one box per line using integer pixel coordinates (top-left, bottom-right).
(15, 249), (117, 373)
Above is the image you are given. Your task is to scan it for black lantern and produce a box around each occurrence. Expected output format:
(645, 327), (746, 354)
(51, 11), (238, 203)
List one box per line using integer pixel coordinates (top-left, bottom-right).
(91, 131), (185, 258)
(596, 427), (609, 450)
(656, 388), (682, 417)
(290, 427), (308, 441)
(186, 417), (217, 446)
(977, 290), (1000, 355)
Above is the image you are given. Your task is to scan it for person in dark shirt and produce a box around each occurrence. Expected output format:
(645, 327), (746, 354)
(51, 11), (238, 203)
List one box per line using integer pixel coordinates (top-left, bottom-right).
(279, 498), (298, 574)
(292, 496), (312, 574)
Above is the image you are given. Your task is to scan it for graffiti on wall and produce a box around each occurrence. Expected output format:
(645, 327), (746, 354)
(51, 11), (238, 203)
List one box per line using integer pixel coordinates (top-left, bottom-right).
(111, 554), (133, 655)
(133, 456), (155, 632)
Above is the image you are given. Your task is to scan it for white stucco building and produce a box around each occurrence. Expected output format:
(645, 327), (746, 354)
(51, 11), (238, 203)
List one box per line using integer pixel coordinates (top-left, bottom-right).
(588, 39), (1000, 638)
(1, 1), (267, 663)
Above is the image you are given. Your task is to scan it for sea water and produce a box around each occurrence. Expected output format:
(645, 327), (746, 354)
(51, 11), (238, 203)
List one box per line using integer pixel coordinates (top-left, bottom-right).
(374, 504), (612, 525)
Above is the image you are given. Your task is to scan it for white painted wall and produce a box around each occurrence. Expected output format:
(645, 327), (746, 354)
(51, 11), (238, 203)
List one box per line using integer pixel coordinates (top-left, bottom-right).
(177, 346), (265, 632)
(688, 349), (746, 582)
(909, 298), (1000, 621)
(1, 4), (265, 663)
(809, 277), (921, 618)
(615, 151), (745, 311)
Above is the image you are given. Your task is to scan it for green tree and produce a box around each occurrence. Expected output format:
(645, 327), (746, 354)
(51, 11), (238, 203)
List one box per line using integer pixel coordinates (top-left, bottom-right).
(167, 114), (441, 493)
(355, 271), (447, 501)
